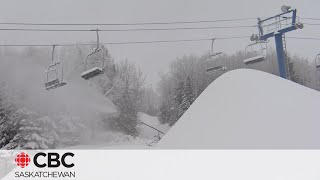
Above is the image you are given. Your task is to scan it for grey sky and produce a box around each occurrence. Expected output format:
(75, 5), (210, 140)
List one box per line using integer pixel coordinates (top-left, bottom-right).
(0, 0), (319, 85)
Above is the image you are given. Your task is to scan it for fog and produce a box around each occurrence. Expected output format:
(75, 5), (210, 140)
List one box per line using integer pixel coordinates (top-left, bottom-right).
(0, 47), (116, 143)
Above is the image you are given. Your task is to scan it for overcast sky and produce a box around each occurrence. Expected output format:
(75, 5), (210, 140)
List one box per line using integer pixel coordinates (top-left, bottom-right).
(0, 0), (319, 86)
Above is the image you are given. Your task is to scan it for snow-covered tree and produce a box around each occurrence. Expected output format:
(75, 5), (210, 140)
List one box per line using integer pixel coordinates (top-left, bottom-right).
(5, 108), (57, 150)
(181, 76), (195, 111)
(173, 81), (184, 118)
(0, 84), (20, 149)
(111, 79), (139, 136)
(158, 103), (169, 124)
(55, 113), (84, 147)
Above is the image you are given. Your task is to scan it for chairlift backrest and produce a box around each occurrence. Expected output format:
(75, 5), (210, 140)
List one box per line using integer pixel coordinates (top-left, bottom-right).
(245, 41), (268, 56)
(243, 41), (268, 65)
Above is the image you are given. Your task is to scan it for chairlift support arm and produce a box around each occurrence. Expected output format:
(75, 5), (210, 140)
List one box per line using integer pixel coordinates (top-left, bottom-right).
(95, 29), (100, 51)
(51, 44), (56, 62)
(254, 8), (303, 79)
(211, 38), (216, 54)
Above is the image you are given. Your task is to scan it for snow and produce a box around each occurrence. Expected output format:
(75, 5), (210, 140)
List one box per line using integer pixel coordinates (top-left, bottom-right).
(80, 67), (103, 79)
(66, 132), (150, 149)
(137, 112), (170, 140)
(243, 55), (265, 64)
(158, 69), (320, 148)
(64, 113), (170, 149)
(80, 67), (102, 77)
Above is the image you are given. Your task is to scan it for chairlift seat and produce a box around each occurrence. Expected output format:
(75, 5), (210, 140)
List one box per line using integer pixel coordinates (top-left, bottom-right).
(316, 64), (320, 70)
(206, 65), (227, 74)
(243, 55), (265, 65)
(81, 67), (104, 80)
(45, 78), (67, 90)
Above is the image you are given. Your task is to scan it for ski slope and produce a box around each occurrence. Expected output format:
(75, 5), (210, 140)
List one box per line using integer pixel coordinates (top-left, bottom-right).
(158, 69), (320, 148)
(137, 112), (170, 139)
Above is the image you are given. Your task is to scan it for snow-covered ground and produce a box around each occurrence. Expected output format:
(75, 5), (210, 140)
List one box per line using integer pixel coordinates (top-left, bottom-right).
(137, 112), (170, 140)
(158, 69), (320, 148)
(67, 112), (170, 149)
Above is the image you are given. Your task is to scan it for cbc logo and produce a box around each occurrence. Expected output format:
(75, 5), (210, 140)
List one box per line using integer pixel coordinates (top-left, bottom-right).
(15, 152), (31, 168)
(15, 152), (74, 168)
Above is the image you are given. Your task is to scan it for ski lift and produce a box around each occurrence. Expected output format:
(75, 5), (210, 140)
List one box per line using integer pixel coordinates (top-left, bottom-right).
(206, 39), (223, 62)
(81, 29), (106, 80)
(206, 65), (227, 74)
(314, 53), (320, 85)
(243, 40), (268, 65)
(205, 39), (227, 74)
(44, 45), (67, 90)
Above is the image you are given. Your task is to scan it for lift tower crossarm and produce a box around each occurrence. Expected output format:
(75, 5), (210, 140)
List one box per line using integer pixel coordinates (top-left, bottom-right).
(253, 6), (303, 79)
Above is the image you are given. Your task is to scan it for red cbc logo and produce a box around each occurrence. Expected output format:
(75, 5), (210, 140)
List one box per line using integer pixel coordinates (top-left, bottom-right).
(15, 152), (31, 168)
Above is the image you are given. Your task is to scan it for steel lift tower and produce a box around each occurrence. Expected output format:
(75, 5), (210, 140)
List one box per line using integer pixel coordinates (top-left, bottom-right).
(251, 5), (304, 79)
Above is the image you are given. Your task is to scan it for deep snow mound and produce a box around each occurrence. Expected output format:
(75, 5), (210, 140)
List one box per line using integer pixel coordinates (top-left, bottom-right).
(158, 69), (320, 149)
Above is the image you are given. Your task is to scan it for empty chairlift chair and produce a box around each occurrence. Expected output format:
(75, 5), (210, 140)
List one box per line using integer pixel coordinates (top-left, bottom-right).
(243, 40), (268, 65)
(81, 29), (106, 80)
(44, 62), (67, 90)
(205, 39), (227, 75)
(206, 65), (227, 74)
(44, 45), (67, 90)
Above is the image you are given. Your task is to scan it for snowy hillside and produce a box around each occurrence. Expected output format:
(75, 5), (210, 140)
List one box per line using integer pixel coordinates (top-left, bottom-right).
(137, 112), (170, 139)
(65, 113), (170, 149)
(158, 69), (320, 148)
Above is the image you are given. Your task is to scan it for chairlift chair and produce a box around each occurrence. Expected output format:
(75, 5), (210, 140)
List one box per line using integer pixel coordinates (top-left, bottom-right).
(206, 39), (223, 62)
(206, 65), (227, 75)
(81, 29), (106, 80)
(44, 62), (67, 90)
(205, 39), (227, 74)
(44, 45), (67, 90)
(243, 40), (268, 65)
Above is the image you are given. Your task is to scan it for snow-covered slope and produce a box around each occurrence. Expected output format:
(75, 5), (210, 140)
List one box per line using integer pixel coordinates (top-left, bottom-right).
(137, 112), (170, 139)
(158, 69), (320, 149)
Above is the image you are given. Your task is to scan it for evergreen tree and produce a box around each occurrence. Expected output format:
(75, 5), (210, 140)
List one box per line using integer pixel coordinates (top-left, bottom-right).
(158, 103), (169, 124)
(173, 81), (185, 118)
(181, 76), (195, 111)
(287, 56), (305, 85)
(5, 108), (54, 149)
(0, 85), (20, 148)
(112, 79), (139, 136)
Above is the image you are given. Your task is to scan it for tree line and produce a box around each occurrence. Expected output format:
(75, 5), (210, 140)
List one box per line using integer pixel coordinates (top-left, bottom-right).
(157, 49), (317, 126)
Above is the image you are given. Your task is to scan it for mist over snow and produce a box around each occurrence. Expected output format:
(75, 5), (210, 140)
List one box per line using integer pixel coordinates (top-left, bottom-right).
(0, 47), (116, 117)
(0, 46), (120, 147)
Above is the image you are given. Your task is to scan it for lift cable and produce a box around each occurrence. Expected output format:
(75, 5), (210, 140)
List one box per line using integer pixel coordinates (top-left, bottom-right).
(286, 36), (320, 41)
(303, 23), (320, 26)
(301, 17), (320, 21)
(0, 25), (257, 32)
(0, 36), (251, 47)
(1, 36), (320, 47)
(0, 17), (318, 27)
(0, 18), (257, 26)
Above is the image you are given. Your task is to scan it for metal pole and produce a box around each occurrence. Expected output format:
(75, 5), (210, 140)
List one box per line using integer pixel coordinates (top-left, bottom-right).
(51, 45), (56, 62)
(274, 33), (287, 78)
